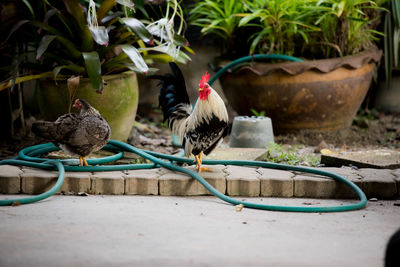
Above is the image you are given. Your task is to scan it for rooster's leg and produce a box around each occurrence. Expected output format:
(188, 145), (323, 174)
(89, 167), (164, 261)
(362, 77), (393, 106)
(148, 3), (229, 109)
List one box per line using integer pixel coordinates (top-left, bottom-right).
(196, 152), (211, 173)
(194, 155), (200, 169)
(79, 157), (83, 166)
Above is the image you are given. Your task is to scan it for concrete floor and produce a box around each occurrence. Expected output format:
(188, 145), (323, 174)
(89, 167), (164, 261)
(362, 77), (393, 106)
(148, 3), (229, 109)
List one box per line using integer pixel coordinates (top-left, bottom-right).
(0, 195), (399, 267)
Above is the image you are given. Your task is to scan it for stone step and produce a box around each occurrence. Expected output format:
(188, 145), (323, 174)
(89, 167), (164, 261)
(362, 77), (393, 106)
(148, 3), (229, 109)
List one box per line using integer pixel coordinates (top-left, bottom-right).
(1, 164), (399, 199)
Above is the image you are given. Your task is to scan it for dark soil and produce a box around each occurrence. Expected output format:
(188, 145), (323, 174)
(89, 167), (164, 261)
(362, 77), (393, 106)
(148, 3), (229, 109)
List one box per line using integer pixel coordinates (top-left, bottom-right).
(0, 110), (399, 160)
(274, 112), (400, 150)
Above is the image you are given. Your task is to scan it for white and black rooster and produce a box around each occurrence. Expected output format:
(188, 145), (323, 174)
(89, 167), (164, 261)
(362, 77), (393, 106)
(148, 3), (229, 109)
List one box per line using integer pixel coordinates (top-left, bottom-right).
(152, 62), (229, 172)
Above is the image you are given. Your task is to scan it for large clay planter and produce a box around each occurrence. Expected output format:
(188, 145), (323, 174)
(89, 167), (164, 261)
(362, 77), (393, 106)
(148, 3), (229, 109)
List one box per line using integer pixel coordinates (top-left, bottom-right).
(219, 49), (382, 133)
(36, 71), (139, 141)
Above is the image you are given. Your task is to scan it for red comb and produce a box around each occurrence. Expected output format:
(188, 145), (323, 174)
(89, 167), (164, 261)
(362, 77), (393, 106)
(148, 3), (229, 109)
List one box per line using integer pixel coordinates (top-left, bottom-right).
(199, 71), (210, 88)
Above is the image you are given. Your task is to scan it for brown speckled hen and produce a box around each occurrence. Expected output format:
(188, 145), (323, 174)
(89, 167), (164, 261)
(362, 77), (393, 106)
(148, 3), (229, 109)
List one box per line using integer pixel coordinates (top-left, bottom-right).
(32, 99), (111, 166)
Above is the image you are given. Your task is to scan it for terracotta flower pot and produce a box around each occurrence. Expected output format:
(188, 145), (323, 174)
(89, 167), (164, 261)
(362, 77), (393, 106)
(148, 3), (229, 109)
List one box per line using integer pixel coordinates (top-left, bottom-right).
(218, 49), (382, 133)
(36, 72), (139, 141)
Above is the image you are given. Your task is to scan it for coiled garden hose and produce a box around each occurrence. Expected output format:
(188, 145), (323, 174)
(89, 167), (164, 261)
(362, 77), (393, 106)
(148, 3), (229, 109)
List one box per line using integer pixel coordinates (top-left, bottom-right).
(0, 140), (367, 212)
(0, 54), (367, 211)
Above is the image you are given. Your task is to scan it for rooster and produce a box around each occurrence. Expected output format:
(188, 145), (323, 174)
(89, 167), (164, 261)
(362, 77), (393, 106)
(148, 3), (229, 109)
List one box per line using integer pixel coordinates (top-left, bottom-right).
(152, 62), (229, 172)
(32, 99), (111, 166)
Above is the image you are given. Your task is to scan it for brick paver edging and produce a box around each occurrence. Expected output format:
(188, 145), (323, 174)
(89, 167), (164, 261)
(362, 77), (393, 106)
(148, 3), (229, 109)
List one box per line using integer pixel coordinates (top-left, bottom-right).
(0, 165), (399, 199)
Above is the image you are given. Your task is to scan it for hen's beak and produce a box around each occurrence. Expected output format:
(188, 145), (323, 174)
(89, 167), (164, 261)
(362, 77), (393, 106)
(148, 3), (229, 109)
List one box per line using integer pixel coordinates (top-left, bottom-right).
(72, 100), (81, 109)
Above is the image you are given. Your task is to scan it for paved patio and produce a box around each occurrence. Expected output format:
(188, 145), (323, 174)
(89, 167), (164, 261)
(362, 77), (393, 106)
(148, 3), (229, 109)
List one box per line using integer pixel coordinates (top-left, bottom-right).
(1, 146), (400, 266)
(0, 163), (399, 199)
(0, 195), (399, 266)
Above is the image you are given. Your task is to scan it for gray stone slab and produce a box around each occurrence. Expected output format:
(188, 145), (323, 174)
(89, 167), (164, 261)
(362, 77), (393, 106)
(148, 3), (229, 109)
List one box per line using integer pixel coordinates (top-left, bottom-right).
(358, 168), (397, 199)
(0, 165), (22, 194)
(205, 147), (267, 161)
(316, 167), (363, 199)
(225, 166), (260, 196)
(91, 171), (125, 195)
(321, 149), (400, 169)
(257, 168), (294, 197)
(158, 165), (226, 196)
(124, 169), (159, 195)
(21, 167), (59, 194)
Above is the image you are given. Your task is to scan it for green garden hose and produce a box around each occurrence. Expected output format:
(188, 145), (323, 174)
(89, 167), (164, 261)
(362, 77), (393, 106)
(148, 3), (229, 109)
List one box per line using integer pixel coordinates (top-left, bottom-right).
(0, 54), (368, 211)
(0, 140), (367, 212)
(208, 54), (304, 85)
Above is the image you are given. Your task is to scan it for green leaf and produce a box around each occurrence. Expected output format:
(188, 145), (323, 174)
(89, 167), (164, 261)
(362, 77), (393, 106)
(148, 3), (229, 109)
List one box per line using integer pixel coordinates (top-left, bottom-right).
(89, 26), (109, 46)
(100, 11), (123, 24)
(126, 66), (158, 75)
(22, 0), (34, 18)
(82, 51), (103, 92)
(2, 20), (30, 46)
(55, 36), (82, 59)
(392, 0), (400, 28)
(63, 0), (86, 27)
(384, 13), (393, 89)
(394, 27), (400, 67)
(43, 8), (58, 26)
(36, 35), (57, 60)
(0, 72), (54, 92)
(120, 44), (149, 73)
(53, 64), (85, 79)
(249, 31), (265, 54)
(117, 0), (134, 8)
(142, 45), (191, 64)
(121, 18), (154, 44)
(97, 0), (117, 22)
(184, 46), (195, 55)
(62, 0), (94, 51)
(172, 34), (189, 47)
(143, 54), (173, 64)
(238, 12), (260, 27)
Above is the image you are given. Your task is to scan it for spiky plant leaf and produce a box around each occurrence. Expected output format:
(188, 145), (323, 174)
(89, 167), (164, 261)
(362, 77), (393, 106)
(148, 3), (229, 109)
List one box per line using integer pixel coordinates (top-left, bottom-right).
(120, 44), (149, 73)
(122, 18), (154, 44)
(97, 0), (117, 22)
(384, 13), (393, 89)
(82, 51), (103, 92)
(36, 35), (57, 60)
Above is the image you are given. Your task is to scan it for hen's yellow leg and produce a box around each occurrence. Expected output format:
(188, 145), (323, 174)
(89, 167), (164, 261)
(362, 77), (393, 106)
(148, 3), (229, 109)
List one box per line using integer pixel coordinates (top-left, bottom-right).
(79, 157), (89, 166)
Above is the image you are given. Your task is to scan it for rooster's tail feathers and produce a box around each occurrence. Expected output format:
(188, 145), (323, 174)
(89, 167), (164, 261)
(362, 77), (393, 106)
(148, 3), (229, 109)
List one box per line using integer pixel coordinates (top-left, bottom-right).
(150, 62), (190, 121)
(168, 104), (191, 140)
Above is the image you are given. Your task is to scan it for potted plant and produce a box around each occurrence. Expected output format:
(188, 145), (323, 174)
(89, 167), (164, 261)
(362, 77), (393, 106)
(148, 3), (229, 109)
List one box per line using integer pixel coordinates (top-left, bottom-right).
(0, 0), (191, 141)
(189, 0), (384, 133)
